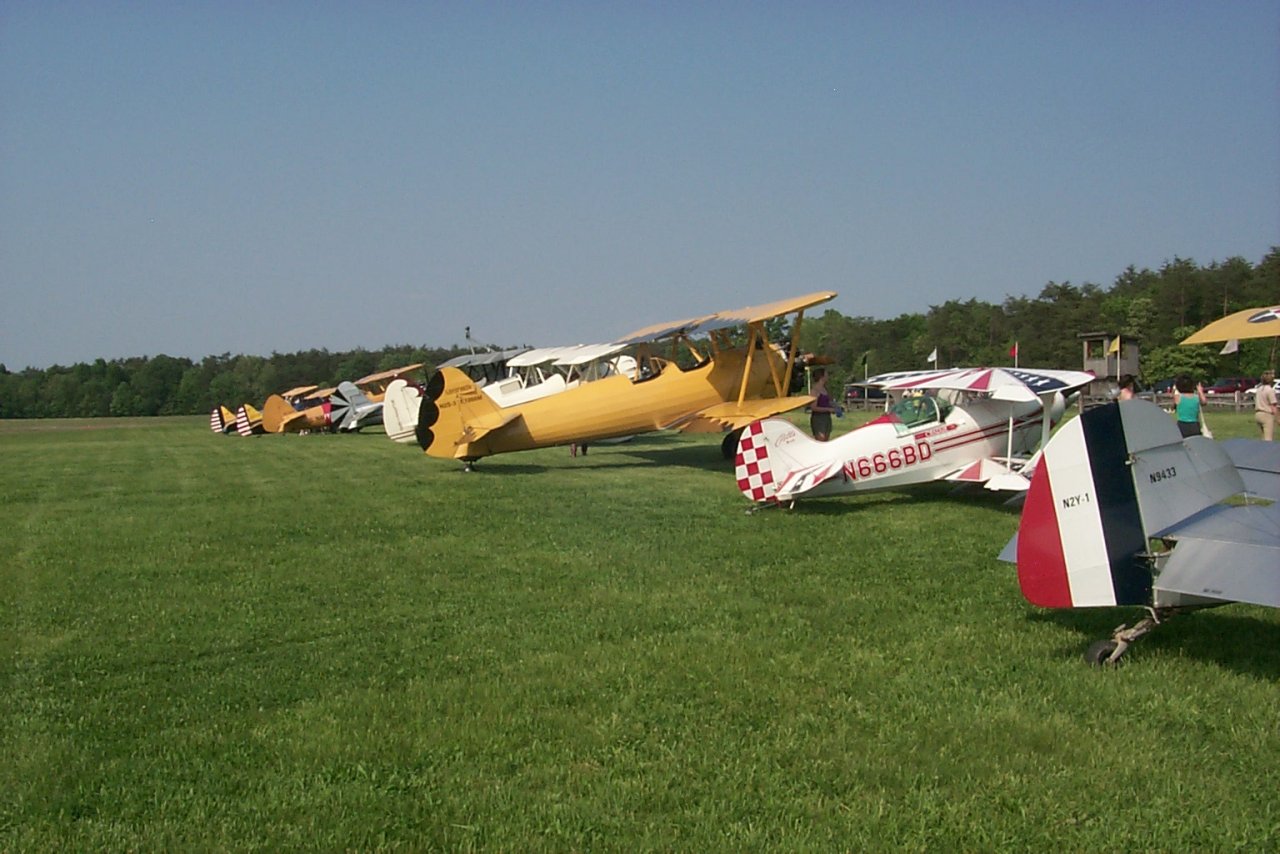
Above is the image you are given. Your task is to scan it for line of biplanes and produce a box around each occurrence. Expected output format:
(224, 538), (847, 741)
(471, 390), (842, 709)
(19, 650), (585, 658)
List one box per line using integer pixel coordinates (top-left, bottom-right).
(210, 294), (1279, 664)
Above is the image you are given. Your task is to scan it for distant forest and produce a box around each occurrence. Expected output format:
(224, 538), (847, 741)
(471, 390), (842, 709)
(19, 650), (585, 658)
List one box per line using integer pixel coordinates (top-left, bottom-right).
(2, 249), (1277, 419)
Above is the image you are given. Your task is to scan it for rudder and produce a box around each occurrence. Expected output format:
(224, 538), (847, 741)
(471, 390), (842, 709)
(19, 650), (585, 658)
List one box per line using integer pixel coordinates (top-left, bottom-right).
(416, 367), (503, 459)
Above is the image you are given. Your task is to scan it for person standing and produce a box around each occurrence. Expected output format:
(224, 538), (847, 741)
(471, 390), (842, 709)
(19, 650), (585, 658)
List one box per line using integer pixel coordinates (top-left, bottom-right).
(1173, 375), (1206, 437)
(809, 369), (836, 441)
(1255, 369), (1277, 441)
(1117, 374), (1137, 401)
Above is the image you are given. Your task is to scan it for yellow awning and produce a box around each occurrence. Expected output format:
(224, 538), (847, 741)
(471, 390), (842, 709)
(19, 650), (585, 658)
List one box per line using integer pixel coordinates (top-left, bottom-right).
(1180, 306), (1280, 344)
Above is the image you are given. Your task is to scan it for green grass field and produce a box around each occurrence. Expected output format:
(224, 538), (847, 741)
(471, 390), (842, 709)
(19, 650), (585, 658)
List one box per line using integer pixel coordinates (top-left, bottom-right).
(3, 410), (1277, 850)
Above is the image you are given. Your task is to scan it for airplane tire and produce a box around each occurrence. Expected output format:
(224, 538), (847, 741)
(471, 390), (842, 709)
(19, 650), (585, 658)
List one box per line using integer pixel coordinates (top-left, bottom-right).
(1084, 639), (1121, 666)
(721, 428), (744, 460)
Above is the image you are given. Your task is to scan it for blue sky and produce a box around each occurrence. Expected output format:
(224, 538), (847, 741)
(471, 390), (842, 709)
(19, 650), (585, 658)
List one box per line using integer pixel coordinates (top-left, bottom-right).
(2, 2), (1277, 370)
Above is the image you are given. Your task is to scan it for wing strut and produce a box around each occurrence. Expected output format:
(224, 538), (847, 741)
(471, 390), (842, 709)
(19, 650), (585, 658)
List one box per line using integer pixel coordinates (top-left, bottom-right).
(737, 324), (759, 406)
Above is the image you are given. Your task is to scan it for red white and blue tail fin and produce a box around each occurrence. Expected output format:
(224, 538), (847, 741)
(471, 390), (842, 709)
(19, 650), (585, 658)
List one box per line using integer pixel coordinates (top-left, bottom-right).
(1015, 400), (1244, 608)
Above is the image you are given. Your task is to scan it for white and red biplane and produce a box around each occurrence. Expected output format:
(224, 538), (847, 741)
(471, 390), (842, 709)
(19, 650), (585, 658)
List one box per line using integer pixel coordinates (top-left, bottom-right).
(734, 367), (1095, 507)
(1004, 398), (1280, 664)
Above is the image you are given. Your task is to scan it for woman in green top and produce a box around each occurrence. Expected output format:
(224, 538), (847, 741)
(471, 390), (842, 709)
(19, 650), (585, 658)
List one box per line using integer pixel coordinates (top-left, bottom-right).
(1173, 375), (1206, 437)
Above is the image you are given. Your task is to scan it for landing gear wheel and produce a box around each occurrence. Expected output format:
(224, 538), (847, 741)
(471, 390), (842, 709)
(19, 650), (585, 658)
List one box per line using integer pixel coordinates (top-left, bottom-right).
(1084, 639), (1121, 666)
(722, 428), (744, 461)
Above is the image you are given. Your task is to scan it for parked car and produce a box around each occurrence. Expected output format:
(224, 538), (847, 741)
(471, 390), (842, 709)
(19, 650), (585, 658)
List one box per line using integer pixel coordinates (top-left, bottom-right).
(844, 384), (887, 403)
(1245, 379), (1280, 399)
(1205, 377), (1258, 395)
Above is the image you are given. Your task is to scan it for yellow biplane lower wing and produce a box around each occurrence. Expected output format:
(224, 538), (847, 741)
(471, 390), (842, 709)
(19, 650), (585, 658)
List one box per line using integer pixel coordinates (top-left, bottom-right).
(669, 395), (815, 434)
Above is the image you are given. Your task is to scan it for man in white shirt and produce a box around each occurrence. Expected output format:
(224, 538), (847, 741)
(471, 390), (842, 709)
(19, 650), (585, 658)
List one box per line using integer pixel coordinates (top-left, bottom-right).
(1255, 369), (1277, 441)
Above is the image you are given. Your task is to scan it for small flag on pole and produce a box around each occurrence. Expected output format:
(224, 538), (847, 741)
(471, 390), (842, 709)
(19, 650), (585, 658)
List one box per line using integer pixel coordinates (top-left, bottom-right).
(1009, 342), (1018, 358)
(1220, 338), (1239, 355)
(1107, 335), (1121, 355)
(927, 348), (938, 365)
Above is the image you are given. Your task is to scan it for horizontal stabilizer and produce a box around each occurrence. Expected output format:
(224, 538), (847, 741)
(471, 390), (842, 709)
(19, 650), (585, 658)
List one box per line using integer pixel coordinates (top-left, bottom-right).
(1220, 438), (1280, 501)
(1155, 502), (1280, 608)
(676, 396), (815, 434)
(945, 457), (1014, 484)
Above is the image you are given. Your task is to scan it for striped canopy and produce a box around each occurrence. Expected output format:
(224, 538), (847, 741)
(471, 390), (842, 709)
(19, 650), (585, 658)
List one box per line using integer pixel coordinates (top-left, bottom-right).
(866, 367), (1096, 402)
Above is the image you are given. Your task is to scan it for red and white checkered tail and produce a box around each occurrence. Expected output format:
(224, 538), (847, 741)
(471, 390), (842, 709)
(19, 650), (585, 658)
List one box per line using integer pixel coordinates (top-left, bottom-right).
(735, 420), (780, 504)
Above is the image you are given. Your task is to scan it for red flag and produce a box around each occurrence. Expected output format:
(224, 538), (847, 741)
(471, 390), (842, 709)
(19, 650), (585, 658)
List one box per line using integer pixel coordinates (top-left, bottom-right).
(1009, 342), (1019, 358)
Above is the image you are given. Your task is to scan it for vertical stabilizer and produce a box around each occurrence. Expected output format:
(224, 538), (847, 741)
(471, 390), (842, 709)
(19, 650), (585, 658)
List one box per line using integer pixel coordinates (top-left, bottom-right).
(416, 367), (504, 459)
(735, 418), (842, 503)
(381, 379), (423, 443)
(1016, 403), (1151, 607)
(236, 403), (264, 436)
(261, 395), (296, 434)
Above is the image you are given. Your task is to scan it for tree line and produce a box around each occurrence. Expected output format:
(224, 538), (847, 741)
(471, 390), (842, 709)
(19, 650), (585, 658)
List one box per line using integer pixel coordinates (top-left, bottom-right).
(2, 250), (1277, 420)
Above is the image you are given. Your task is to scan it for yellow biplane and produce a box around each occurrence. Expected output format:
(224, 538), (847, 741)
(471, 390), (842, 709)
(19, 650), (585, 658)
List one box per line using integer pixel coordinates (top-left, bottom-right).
(416, 291), (837, 466)
(261, 365), (423, 434)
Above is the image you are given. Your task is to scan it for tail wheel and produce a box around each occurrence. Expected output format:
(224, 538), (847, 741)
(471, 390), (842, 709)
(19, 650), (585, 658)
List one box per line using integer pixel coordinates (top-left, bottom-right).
(1084, 639), (1121, 666)
(721, 428), (744, 460)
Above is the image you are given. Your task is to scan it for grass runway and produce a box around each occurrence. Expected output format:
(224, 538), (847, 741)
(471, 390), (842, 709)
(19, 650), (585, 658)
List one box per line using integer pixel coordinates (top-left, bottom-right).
(2, 411), (1277, 850)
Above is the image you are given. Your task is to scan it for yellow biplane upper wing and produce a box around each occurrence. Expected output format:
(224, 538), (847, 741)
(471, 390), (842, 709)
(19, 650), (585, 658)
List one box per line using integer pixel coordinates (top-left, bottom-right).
(614, 312), (720, 345)
(666, 395), (816, 434)
(354, 364), (425, 390)
(682, 291), (837, 335)
(614, 291), (837, 344)
(280, 384), (320, 401)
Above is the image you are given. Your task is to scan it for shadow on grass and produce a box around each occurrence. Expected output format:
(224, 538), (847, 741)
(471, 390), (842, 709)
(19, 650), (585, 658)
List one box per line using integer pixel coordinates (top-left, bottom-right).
(1027, 607), (1280, 677)
(421, 434), (730, 476)
(759, 482), (1025, 517)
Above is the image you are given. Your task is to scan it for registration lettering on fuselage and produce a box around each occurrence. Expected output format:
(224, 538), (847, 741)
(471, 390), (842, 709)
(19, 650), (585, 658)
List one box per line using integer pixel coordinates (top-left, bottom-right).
(842, 440), (933, 481)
